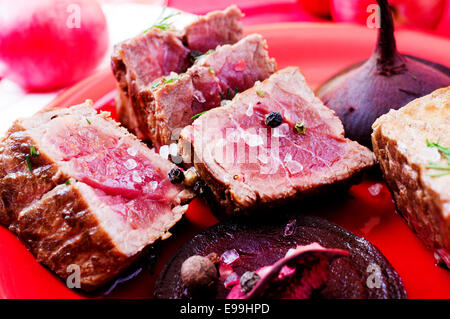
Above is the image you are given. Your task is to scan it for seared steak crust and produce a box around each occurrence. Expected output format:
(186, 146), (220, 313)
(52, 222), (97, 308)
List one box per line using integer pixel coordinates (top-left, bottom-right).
(10, 183), (132, 291)
(372, 87), (450, 268)
(0, 120), (67, 225)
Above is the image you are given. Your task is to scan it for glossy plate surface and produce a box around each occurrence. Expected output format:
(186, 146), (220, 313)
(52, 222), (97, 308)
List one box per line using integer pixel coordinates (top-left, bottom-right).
(1, 23), (449, 299)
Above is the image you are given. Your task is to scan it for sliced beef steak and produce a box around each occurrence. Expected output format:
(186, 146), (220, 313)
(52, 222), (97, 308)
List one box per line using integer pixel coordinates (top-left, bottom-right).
(141, 34), (276, 148)
(0, 101), (193, 290)
(372, 87), (450, 268)
(179, 67), (376, 215)
(111, 6), (243, 140)
(183, 5), (243, 53)
(112, 28), (190, 139)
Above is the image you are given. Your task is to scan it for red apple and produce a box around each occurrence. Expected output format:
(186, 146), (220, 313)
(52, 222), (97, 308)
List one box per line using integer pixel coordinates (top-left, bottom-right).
(298, 0), (332, 17)
(331, 0), (446, 29)
(0, 0), (109, 92)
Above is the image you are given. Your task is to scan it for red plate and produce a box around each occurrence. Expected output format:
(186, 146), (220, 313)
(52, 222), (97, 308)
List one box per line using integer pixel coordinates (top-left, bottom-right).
(1, 23), (449, 299)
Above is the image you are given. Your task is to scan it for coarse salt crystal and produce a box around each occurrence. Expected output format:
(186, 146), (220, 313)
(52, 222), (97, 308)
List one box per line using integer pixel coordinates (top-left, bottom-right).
(284, 153), (292, 163)
(132, 171), (142, 183)
(368, 183), (383, 196)
(148, 181), (158, 191)
(224, 272), (240, 289)
(221, 249), (239, 265)
(245, 133), (264, 147)
(193, 90), (206, 103)
(221, 99), (231, 106)
(245, 103), (254, 116)
(169, 143), (178, 157)
(127, 147), (138, 157)
(159, 145), (169, 159)
(286, 160), (304, 175)
(124, 158), (137, 170)
(285, 248), (296, 258)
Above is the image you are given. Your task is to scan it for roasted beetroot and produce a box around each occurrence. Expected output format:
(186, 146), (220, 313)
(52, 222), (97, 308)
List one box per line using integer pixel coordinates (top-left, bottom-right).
(227, 243), (349, 299)
(316, 0), (450, 148)
(154, 213), (407, 299)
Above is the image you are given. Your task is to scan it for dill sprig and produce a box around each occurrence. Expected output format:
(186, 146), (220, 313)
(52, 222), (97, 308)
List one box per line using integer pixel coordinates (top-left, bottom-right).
(151, 76), (180, 90)
(25, 144), (40, 173)
(190, 111), (208, 120)
(144, 5), (180, 33)
(194, 49), (215, 61)
(425, 138), (450, 177)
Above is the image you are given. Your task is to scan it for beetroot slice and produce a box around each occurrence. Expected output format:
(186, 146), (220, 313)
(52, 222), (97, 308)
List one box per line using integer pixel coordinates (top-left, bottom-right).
(227, 243), (349, 299)
(154, 214), (407, 299)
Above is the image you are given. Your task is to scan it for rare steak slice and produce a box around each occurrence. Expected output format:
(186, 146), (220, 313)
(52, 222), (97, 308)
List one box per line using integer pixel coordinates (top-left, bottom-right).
(0, 101), (193, 290)
(141, 34), (276, 148)
(372, 87), (450, 268)
(179, 67), (376, 215)
(111, 6), (243, 140)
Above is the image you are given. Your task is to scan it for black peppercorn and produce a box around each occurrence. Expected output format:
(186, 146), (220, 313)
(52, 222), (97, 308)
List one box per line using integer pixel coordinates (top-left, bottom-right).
(193, 180), (207, 196)
(168, 168), (185, 184)
(189, 50), (202, 64)
(240, 271), (260, 294)
(265, 112), (283, 128)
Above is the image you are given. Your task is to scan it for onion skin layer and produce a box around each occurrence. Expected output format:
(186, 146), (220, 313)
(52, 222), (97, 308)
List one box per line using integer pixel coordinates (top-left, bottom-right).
(316, 0), (450, 148)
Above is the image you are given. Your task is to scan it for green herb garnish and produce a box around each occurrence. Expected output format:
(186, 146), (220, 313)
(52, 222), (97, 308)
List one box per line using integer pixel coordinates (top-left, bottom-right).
(25, 144), (39, 173)
(164, 77), (179, 85)
(256, 90), (265, 98)
(194, 49), (215, 61)
(425, 138), (450, 177)
(86, 118), (91, 125)
(25, 155), (32, 173)
(151, 76), (179, 90)
(65, 180), (71, 185)
(295, 121), (306, 134)
(151, 80), (161, 89)
(226, 88), (232, 100)
(144, 5), (180, 33)
(190, 111), (208, 120)
(30, 144), (39, 157)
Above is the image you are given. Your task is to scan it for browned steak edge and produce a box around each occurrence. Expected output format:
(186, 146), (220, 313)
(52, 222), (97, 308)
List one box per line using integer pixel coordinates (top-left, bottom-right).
(0, 122), (66, 226)
(10, 183), (134, 291)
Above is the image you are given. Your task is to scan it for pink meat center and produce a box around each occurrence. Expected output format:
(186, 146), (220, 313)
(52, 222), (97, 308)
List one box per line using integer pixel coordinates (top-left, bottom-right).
(199, 101), (344, 188)
(42, 120), (177, 229)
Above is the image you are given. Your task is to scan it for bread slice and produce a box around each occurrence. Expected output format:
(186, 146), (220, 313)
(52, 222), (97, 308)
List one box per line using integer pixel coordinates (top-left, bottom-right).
(372, 87), (450, 268)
